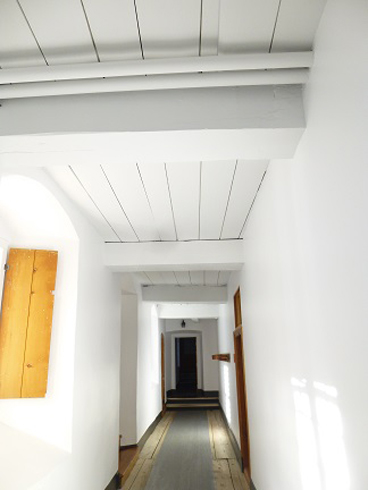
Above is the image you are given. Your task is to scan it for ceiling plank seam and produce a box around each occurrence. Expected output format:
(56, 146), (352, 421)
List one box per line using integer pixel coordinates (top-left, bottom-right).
(133, 0), (145, 59)
(238, 170), (268, 238)
(164, 163), (179, 241)
(198, 161), (202, 240)
(136, 163), (162, 241)
(69, 166), (122, 241)
(199, 0), (204, 56)
(219, 159), (238, 239)
(79, 0), (101, 62)
(100, 165), (140, 241)
(16, 0), (49, 66)
(269, 0), (283, 53)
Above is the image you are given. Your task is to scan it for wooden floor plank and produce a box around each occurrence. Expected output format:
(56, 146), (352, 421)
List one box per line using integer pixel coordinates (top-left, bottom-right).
(207, 411), (216, 459)
(213, 459), (234, 490)
(228, 459), (250, 490)
(139, 412), (175, 460)
(121, 458), (145, 490)
(212, 411), (236, 459)
(152, 412), (175, 459)
(130, 459), (154, 490)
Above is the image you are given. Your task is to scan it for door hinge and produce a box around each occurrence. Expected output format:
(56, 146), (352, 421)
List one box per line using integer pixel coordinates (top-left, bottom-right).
(4, 263), (9, 272)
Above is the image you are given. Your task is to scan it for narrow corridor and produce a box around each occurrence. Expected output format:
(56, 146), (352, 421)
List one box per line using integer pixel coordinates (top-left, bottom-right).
(121, 410), (250, 490)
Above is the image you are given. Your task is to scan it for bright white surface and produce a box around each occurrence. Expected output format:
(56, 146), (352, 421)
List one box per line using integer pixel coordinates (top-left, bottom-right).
(136, 0), (201, 59)
(200, 160), (236, 239)
(165, 319), (219, 392)
(158, 303), (220, 319)
(101, 163), (160, 242)
(19, 0), (97, 65)
(136, 301), (164, 441)
(0, 174), (78, 452)
(219, 2), (368, 489)
(0, 422), (67, 490)
(71, 164), (137, 242)
(0, 0), (324, 67)
(0, 170), (121, 490)
(120, 295), (138, 445)
(166, 161), (200, 240)
(142, 285), (227, 304)
(49, 159), (268, 244)
(80, 0), (141, 61)
(221, 160), (268, 239)
(0, 85), (304, 136)
(272, 0), (327, 52)
(218, 0), (280, 53)
(0, 0), (45, 68)
(104, 240), (244, 271)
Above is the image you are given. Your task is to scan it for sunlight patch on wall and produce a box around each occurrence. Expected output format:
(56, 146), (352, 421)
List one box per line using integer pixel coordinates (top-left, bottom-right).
(291, 378), (350, 490)
(223, 363), (232, 425)
(150, 305), (159, 385)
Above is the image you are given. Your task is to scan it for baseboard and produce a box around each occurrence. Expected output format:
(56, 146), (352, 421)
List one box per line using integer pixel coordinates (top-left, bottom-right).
(218, 403), (242, 468)
(137, 411), (162, 449)
(104, 472), (121, 490)
(218, 404), (258, 490)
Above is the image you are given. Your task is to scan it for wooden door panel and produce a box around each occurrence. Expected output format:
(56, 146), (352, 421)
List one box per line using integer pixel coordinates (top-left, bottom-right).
(0, 249), (35, 398)
(22, 250), (58, 398)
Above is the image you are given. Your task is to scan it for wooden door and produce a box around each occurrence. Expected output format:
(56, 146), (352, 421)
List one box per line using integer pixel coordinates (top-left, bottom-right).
(161, 333), (166, 415)
(0, 248), (58, 398)
(233, 288), (251, 478)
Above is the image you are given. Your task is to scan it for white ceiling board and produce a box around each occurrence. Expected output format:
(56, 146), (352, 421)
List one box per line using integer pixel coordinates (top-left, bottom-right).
(0, 0), (45, 68)
(218, 271), (231, 286)
(218, 0), (280, 53)
(166, 161), (201, 240)
(134, 271), (152, 285)
(200, 160), (236, 239)
(80, 0), (142, 61)
(101, 163), (160, 241)
(221, 160), (269, 239)
(46, 166), (118, 241)
(136, 0), (201, 58)
(204, 271), (219, 286)
(19, 0), (97, 64)
(189, 271), (205, 285)
(71, 164), (138, 242)
(160, 272), (179, 285)
(200, 0), (220, 56)
(145, 271), (166, 284)
(137, 162), (176, 241)
(271, 0), (327, 52)
(174, 271), (191, 286)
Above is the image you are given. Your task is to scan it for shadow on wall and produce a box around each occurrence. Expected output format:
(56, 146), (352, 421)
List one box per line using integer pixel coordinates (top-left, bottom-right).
(291, 378), (350, 490)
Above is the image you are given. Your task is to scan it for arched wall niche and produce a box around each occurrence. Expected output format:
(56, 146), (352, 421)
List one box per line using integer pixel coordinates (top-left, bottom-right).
(0, 171), (79, 452)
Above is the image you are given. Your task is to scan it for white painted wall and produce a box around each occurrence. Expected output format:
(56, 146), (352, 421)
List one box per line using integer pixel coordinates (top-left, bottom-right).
(120, 294), (138, 446)
(0, 174), (78, 452)
(218, 2), (368, 489)
(0, 169), (121, 490)
(136, 298), (164, 441)
(165, 319), (219, 392)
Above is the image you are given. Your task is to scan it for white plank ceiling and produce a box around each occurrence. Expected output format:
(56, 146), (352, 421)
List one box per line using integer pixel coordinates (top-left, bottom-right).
(47, 159), (268, 243)
(134, 270), (231, 287)
(0, 0), (327, 67)
(47, 159), (267, 287)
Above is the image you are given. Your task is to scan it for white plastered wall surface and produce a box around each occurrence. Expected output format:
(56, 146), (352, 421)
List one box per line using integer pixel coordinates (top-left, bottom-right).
(0, 169), (121, 490)
(218, 1), (368, 489)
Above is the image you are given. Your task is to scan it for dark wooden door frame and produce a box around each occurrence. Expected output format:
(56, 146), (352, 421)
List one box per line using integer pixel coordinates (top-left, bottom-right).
(233, 288), (251, 479)
(161, 333), (166, 416)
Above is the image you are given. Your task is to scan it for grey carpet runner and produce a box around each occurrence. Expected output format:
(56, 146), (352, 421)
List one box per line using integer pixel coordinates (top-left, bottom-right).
(145, 411), (215, 490)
